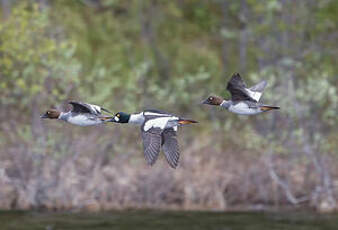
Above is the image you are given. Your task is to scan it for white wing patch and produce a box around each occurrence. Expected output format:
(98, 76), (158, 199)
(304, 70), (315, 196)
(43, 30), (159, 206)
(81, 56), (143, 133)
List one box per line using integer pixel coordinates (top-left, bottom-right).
(88, 104), (102, 114)
(143, 112), (167, 116)
(245, 89), (263, 102)
(245, 80), (267, 102)
(143, 117), (171, 132)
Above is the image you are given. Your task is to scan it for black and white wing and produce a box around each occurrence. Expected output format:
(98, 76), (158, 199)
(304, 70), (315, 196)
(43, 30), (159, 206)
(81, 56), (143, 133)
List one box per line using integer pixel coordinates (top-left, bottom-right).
(69, 101), (112, 115)
(141, 115), (171, 166)
(162, 128), (180, 169)
(245, 80), (267, 102)
(141, 110), (181, 166)
(226, 73), (256, 102)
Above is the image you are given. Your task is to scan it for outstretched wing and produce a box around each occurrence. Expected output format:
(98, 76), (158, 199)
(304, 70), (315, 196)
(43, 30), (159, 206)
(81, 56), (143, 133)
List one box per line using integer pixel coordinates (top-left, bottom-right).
(69, 101), (112, 115)
(226, 73), (256, 102)
(162, 128), (180, 169)
(246, 80), (267, 102)
(141, 127), (162, 166)
(69, 101), (93, 114)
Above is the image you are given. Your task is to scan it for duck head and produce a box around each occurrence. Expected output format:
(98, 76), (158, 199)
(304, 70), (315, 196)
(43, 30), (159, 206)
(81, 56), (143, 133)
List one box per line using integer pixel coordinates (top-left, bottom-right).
(112, 112), (130, 123)
(40, 109), (61, 119)
(201, 95), (224, 106)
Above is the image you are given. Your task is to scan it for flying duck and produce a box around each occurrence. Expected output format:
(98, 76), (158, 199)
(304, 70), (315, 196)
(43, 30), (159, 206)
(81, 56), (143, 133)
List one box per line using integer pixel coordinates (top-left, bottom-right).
(111, 110), (198, 168)
(41, 101), (114, 126)
(202, 73), (280, 115)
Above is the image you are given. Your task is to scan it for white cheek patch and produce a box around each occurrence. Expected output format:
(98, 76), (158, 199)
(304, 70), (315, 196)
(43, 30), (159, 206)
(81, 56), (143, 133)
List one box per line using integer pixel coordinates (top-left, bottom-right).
(114, 116), (119, 122)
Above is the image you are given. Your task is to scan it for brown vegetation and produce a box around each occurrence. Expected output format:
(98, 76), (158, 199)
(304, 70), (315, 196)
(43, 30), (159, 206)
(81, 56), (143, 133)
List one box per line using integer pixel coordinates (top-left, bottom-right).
(0, 124), (337, 212)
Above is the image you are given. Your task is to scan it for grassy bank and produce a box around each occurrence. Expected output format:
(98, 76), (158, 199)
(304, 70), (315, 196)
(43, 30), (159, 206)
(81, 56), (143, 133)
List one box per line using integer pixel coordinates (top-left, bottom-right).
(1, 210), (337, 230)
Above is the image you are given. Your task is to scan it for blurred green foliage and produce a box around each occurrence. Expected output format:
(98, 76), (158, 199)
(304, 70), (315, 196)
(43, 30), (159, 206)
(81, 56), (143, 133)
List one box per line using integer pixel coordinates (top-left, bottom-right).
(0, 3), (80, 111)
(0, 0), (337, 154)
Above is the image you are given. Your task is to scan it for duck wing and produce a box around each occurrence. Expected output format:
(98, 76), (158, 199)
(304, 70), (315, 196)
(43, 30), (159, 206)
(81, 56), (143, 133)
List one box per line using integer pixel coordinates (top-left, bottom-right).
(141, 114), (174, 166)
(246, 80), (267, 102)
(226, 73), (257, 102)
(69, 101), (93, 114)
(162, 128), (180, 169)
(69, 101), (112, 115)
(141, 127), (162, 166)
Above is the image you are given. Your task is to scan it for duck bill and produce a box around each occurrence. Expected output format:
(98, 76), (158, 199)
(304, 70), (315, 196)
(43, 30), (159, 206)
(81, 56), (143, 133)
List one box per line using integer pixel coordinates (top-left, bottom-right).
(40, 113), (48, 119)
(201, 99), (210, 105)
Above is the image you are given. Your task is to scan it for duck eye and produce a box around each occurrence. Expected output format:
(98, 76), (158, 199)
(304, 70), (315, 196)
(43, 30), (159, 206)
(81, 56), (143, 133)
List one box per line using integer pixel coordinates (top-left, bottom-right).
(117, 114), (120, 117)
(210, 97), (213, 100)
(47, 111), (50, 114)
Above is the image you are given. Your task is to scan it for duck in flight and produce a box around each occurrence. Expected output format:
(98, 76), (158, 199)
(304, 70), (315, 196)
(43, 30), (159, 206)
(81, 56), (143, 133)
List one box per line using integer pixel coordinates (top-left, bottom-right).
(202, 73), (280, 115)
(41, 101), (114, 126)
(111, 110), (198, 168)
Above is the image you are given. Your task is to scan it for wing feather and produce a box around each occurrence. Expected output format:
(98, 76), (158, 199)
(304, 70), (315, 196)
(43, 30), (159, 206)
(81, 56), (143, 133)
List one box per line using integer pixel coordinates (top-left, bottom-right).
(226, 73), (257, 102)
(69, 101), (112, 115)
(69, 101), (93, 114)
(162, 128), (180, 169)
(246, 80), (267, 101)
(141, 127), (162, 166)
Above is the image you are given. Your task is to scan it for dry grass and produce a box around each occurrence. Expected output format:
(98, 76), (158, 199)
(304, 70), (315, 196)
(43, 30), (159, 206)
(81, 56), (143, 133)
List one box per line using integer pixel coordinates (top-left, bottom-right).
(1, 124), (337, 212)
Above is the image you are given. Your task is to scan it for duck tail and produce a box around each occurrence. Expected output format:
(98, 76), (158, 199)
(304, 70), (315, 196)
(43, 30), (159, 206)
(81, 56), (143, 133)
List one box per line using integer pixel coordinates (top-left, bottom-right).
(178, 118), (198, 125)
(260, 105), (280, 112)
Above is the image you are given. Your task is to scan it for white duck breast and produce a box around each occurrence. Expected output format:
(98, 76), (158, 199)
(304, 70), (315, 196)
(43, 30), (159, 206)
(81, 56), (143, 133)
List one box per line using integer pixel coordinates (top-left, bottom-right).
(67, 115), (103, 126)
(229, 102), (261, 115)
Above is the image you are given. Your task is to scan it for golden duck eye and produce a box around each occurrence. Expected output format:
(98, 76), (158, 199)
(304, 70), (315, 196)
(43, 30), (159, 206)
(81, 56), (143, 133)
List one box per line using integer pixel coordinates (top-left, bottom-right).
(117, 114), (120, 117)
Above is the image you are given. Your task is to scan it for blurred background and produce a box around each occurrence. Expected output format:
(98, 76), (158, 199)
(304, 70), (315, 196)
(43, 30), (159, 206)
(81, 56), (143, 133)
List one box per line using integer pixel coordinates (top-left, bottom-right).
(0, 0), (337, 214)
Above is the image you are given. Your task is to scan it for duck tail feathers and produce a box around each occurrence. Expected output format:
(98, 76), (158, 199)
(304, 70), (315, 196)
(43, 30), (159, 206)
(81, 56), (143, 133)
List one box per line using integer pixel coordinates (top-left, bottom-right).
(178, 119), (198, 125)
(260, 105), (280, 111)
